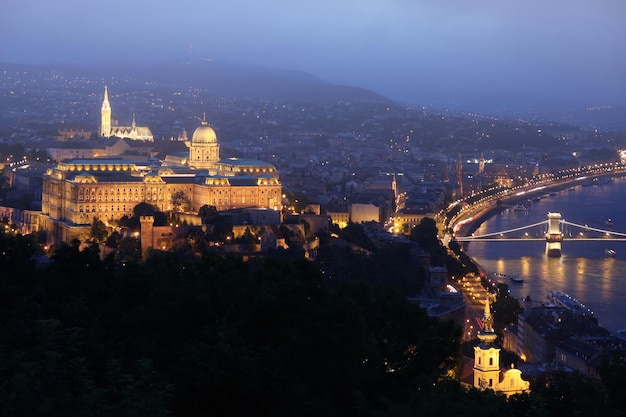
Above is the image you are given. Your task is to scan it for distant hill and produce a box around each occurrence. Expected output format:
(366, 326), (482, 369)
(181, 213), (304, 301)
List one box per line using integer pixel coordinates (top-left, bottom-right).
(0, 59), (394, 104)
(132, 59), (394, 104)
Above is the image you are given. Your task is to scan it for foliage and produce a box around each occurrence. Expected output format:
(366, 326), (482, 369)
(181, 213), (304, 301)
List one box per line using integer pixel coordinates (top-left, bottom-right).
(198, 204), (218, 224)
(492, 293), (524, 336)
(409, 217), (448, 266)
(409, 217), (439, 250)
(316, 240), (425, 296)
(89, 217), (109, 243)
(115, 203), (168, 229)
(238, 226), (258, 251)
(337, 221), (376, 252)
(530, 370), (611, 417)
(0, 236), (464, 416)
(598, 351), (626, 413)
(198, 204), (233, 242)
(284, 190), (313, 214)
(0, 231), (622, 416)
(171, 190), (191, 213)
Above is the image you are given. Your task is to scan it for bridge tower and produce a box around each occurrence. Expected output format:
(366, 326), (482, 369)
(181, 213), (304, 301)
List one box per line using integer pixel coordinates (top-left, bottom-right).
(545, 212), (563, 257)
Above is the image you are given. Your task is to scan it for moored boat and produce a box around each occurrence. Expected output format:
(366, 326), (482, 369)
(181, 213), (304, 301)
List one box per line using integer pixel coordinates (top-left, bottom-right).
(547, 290), (594, 318)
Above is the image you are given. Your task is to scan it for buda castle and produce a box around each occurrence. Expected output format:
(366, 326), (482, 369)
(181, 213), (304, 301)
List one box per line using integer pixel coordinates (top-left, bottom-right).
(41, 106), (281, 244)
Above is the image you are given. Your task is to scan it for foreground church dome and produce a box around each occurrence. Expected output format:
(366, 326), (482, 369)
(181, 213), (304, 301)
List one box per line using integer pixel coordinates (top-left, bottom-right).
(192, 120), (217, 144)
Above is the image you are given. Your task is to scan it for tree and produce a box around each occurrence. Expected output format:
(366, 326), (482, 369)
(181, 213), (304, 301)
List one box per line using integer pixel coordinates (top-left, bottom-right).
(171, 191), (191, 213)
(492, 293), (524, 335)
(198, 204), (218, 224)
(409, 217), (440, 251)
(410, 217), (448, 266)
(133, 202), (158, 217)
(89, 217), (108, 243)
(338, 221), (375, 251)
(239, 226), (257, 251)
(129, 203), (167, 226)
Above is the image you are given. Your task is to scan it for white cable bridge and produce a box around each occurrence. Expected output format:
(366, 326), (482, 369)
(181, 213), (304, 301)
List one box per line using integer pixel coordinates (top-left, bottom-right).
(454, 212), (626, 257)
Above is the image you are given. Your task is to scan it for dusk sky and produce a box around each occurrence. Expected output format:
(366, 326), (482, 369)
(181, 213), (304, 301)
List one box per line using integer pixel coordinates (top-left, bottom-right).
(2, 0), (625, 112)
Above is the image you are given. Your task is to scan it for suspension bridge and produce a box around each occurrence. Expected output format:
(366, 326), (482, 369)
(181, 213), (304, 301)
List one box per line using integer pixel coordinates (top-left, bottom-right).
(453, 212), (626, 257)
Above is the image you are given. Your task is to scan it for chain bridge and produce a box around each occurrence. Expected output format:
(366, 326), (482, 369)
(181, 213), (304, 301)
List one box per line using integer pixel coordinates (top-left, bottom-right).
(454, 212), (626, 257)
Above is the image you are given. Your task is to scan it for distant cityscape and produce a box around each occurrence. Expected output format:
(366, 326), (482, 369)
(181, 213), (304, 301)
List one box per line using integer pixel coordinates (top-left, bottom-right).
(2, 63), (623, 228)
(1, 62), (626, 402)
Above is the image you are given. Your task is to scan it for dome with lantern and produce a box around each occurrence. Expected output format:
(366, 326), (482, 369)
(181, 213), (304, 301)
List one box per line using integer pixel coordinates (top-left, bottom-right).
(191, 119), (217, 144)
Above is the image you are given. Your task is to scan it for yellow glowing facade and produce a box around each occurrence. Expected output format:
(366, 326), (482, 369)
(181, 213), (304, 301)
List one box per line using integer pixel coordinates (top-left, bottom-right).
(41, 120), (282, 244)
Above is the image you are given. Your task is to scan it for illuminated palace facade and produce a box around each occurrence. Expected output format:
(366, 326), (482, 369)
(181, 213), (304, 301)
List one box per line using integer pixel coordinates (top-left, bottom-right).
(41, 119), (281, 243)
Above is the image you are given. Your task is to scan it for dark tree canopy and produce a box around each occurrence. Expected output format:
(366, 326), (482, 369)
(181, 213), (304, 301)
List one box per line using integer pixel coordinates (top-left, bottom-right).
(0, 230), (623, 416)
(89, 216), (108, 243)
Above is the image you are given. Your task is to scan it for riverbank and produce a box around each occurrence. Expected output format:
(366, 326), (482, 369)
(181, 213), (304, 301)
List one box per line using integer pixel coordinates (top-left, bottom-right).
(465, 176), (626, 334)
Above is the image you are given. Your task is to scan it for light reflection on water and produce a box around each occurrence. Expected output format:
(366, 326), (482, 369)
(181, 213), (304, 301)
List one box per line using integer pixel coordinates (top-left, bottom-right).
(467, 177), (626, 333)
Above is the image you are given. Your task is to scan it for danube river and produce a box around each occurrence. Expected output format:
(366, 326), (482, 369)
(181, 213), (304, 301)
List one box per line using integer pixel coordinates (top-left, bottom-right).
(467, 176), (626, 334)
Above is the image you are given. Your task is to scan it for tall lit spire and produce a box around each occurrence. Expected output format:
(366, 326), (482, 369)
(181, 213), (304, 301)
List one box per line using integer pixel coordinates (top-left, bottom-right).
(478, 295), (497, 345)
(101, 86), (112, 137)
(483, 295), (493, 332)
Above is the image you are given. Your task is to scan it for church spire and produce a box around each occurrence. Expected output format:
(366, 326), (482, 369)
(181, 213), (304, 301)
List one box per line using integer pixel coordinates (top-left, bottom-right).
(482, 295), (494, 333)
(101, 85), (111, 137)
(477, 295), (497, 345)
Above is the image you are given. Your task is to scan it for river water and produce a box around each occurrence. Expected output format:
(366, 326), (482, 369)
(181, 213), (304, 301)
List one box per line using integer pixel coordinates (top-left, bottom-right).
(467, 176), (626, 334)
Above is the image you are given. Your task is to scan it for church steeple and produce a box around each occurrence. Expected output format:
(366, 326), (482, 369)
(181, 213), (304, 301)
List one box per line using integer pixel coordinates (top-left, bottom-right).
(473, 295), (501, 390)
(478, 295), (497, 344)
(101, 86), (111, 137)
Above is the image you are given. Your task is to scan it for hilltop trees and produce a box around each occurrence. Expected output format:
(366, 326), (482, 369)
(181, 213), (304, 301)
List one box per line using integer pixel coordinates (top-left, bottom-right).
(0, 233), (462, 416)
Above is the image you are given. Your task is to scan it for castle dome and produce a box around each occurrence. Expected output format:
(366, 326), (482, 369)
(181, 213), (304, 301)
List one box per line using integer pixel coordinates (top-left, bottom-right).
(192, 120), (217, 144)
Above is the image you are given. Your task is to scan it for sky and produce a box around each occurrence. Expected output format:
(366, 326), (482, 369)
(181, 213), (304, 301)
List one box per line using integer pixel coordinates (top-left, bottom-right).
(1, 0), (626, 113)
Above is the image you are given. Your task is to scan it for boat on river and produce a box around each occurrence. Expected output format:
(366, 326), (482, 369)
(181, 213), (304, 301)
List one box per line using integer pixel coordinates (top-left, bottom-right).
(605, 248), (617, 257)
(547, 290), (594, 318)
(488, 272), (523, 283)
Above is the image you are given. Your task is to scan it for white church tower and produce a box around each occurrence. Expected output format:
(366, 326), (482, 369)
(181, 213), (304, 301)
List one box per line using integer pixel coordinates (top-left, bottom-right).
(473, 296), (530, 396)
